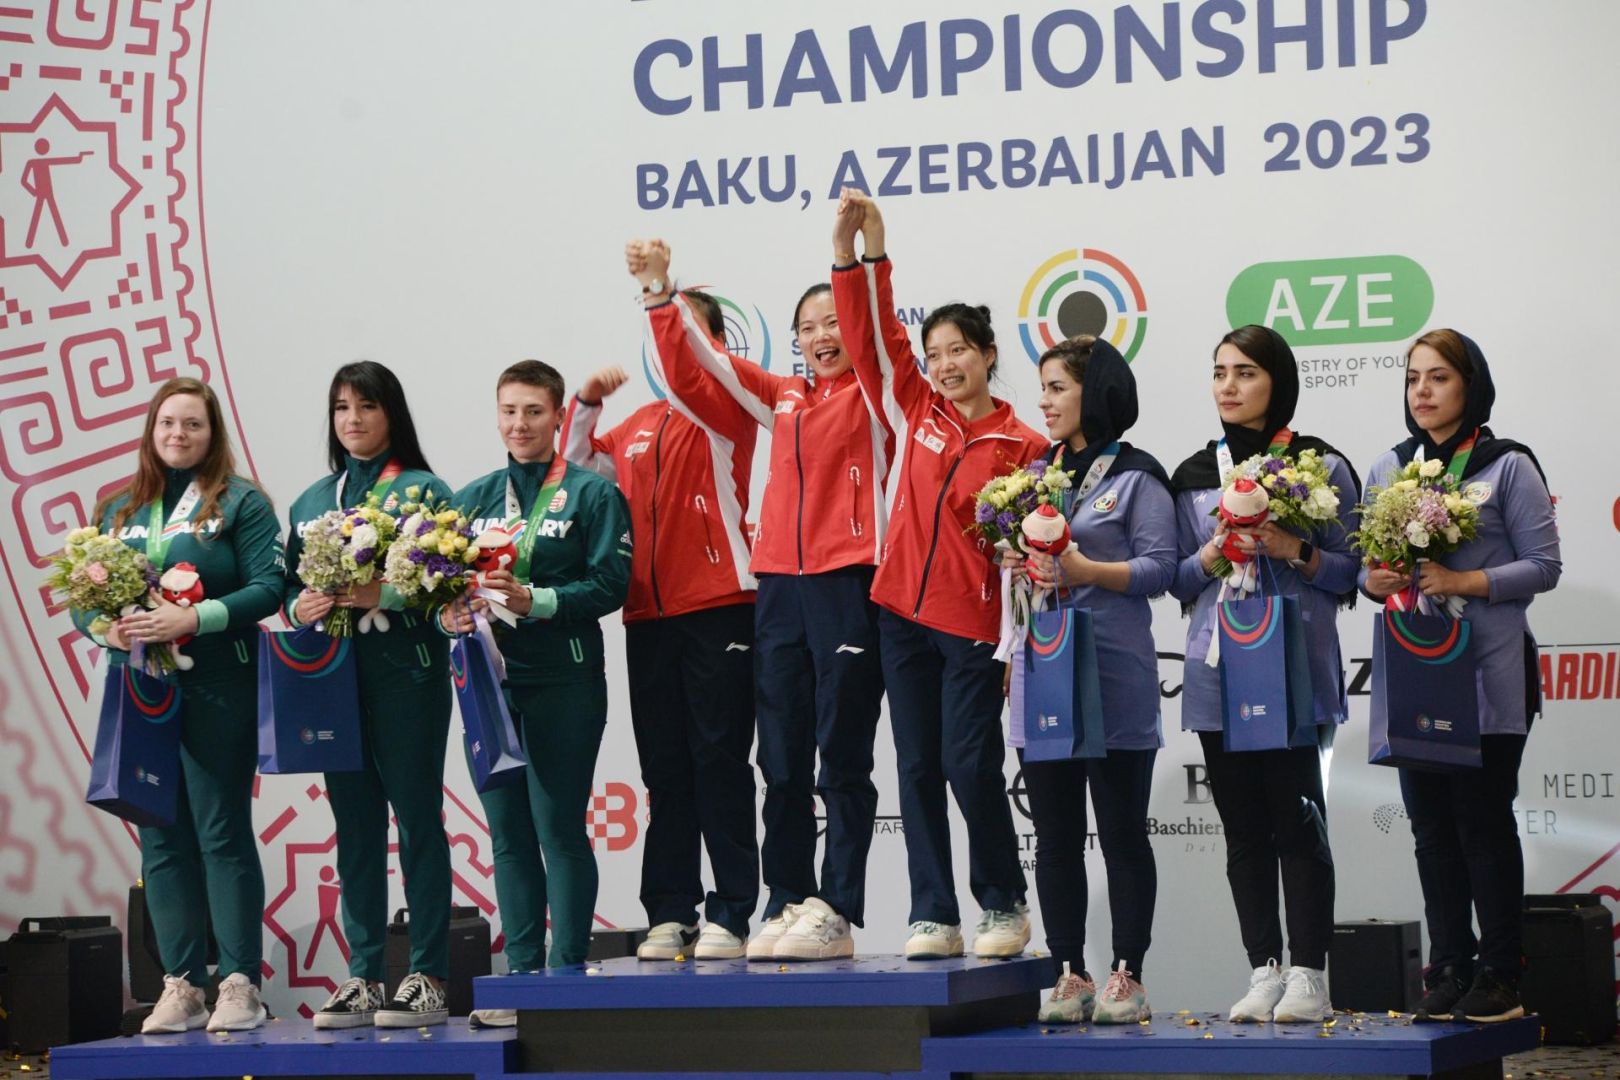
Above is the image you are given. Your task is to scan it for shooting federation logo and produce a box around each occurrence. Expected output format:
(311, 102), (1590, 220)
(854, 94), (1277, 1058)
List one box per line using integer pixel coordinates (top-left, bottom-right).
(1019, 249), (1148, 363)
(642, 290), (772, 397)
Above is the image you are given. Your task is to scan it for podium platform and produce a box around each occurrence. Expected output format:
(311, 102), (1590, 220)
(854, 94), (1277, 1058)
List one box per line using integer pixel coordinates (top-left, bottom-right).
(47, 1017), (518, 1079)
(479, 954), (1044, 1077)
(45, 957), (1542, 1080)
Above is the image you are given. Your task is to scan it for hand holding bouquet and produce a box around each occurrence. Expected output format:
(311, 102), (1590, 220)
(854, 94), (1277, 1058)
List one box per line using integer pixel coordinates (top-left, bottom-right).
(297, 497), (398, 636)
(47, 526), (177, 673)
(1351, 458), (1480, 614)
(971, 457), (1074, 660)
(1209, 448), (1340, 596)
(383, 489), (479, 612)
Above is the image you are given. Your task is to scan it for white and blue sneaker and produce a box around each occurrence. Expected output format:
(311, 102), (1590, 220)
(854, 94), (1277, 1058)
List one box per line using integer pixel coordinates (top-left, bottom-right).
(904, 921), (964, 960)
(972, 903), (1031, 958)
(637, 922), (700, 961)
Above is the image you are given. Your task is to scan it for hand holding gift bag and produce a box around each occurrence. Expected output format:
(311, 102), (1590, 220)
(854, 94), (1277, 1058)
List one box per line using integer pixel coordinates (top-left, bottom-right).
(451, 614), (527, 791)
(1020, 561), (1106, 762)
(85, 646), (183, 827)
(1368, 581), (1481, 771)
(257, 625), (362, 774)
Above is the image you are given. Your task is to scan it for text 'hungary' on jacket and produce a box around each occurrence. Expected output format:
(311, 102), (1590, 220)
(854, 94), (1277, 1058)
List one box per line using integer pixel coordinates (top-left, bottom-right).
(561, 371), (758, 623)
(833, 256), (1048, 643)
(643, 294), (895, 576)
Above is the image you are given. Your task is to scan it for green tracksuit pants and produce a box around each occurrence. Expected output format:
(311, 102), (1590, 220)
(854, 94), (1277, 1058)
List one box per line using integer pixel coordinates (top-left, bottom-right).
(472, 677), (607, 969)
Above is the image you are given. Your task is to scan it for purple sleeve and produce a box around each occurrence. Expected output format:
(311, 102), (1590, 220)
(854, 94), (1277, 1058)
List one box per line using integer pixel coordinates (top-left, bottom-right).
(1123, 474), (1177, 597)
(1485, 453), (1562, 604)
(1303, 454), (1361, 597)
(1171, 489), (1215, 604)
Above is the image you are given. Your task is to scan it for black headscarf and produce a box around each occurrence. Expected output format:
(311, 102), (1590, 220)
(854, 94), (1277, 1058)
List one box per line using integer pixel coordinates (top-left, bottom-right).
(1170, 326), (1360, 498)
(1053, 339), (1171, 491)
(1392, 332), (1546, 486)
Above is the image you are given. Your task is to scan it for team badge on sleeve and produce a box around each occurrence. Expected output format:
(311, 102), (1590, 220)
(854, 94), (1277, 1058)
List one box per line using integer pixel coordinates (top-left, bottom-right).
(1092, 489), (1119, 513)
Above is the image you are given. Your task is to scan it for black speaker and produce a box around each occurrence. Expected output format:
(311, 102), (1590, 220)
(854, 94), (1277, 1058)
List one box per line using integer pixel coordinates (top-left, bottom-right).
(127, 882), (220, 1003)
(384, 906), (491, 1017)
(1329, 918), (1422, 1013)
(1522, 894), (1616, 1045)
(587, 926), (648, 961)
(0, 937), (10, 1051)
(6, 916), (122, 1052)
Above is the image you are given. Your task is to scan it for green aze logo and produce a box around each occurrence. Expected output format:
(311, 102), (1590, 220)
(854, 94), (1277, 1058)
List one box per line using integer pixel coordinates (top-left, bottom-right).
(1226, 256), (1432, 346)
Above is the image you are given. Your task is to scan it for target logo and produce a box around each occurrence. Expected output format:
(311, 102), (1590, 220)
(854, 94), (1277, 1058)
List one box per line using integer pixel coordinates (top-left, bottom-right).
(1018, 248), (1148, 364)
(642, 289), (772, 396)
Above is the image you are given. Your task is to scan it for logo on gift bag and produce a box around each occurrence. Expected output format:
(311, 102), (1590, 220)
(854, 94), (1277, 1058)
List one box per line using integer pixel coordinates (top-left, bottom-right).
(1387, 612), (1470, 664)
(125, 669), (180, 723)
(267, 632), (351, 677)
(299, 727), (315, 746)
(1218, 601), (1278, 650)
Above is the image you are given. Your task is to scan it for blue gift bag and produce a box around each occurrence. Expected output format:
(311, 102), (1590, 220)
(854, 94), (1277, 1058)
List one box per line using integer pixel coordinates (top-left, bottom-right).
(85, 661), (183, 828)
(1217, 593), (1316, 752)
(1369, 607), (1481, 771)
(257, 626), (362, 774)
(451, 625), (527, 792)
(1022, 606), (1106, 762)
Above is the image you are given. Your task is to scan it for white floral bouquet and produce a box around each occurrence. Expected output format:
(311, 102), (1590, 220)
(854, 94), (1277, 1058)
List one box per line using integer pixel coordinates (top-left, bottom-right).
(1351, 458), (1481, 612)
(382, 486), (479, 611)
(297, 498), (398, 636)
(1207, 448), (1341, 590)
(47, 526), (175, 673)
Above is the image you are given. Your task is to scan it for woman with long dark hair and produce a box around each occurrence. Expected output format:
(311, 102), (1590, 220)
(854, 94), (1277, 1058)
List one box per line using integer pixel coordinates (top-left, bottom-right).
(1362, 329), (1559, 1023)
(1001, 337), (1176, 1023)
(282, 361), (455, 1029)
(73, 377), (282, 1033)
(831, 191), (1046, 960)
(1168, 326), (1360, 1024)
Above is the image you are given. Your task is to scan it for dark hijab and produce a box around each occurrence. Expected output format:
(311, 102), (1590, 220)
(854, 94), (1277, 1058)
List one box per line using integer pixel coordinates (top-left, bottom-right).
(1170, 325), (1360, 498)
(1053, 339), (1170, 490)
(1392, 331), (1546, 486)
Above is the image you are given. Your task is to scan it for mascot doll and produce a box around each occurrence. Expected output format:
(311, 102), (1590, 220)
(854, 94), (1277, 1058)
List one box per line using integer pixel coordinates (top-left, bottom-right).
(1215, 476), (1270, 595)
(470, 526), (519, 627)
(157, 562), (203, 670)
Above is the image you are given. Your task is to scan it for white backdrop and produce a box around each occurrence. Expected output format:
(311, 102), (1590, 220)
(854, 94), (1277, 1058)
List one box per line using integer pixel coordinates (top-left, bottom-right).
(1, 1), (1616, 1018)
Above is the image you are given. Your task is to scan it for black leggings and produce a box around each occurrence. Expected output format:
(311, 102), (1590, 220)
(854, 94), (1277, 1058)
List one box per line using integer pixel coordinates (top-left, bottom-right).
(1399, 733), (1528, 976)
(1017, 748), (1157, 982)
(1197, 731), (1335, 971)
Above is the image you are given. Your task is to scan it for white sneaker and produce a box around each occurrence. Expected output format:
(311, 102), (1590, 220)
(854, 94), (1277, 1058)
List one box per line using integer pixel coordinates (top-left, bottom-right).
(1037, 961), (1096, 1023)
(637, 921), (699, 960)
(694, 923), (747, 960)
(773, 897), (853, 961)
(1090, 960), (1152, 1024)
(1229, 959), (1286, 1023)
(1274, 965), (1332, 1023)
(141, 973), (208, 1034)
(972, 903), (1031, 958)
(469, 1008), (518, 1028)
(747, 904), (802, 961)
(904, 920), (964, 960)
(313, 976), (385, 1029)
(205, 972), (267, 1032)
(375, 972), (448, 1028)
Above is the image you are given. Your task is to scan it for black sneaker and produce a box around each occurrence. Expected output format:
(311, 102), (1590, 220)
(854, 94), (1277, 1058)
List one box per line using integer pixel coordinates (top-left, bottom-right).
(1413, 965), (1469, 1022)
(375, 972), (448, 1028)
(313, 977), (384, 1030)
(1454, 967), (1525, 1023)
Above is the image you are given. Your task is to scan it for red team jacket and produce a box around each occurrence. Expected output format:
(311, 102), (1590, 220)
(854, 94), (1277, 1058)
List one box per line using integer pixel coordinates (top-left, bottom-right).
(834, 257), (1047, 643)
(645, 296), (894, 576)
(561, 385), (756, 624)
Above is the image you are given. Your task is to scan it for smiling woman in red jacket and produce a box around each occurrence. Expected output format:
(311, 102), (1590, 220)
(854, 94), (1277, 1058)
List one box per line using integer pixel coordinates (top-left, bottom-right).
(831, 191), (1047, 961)
(628, 239), (894, 962)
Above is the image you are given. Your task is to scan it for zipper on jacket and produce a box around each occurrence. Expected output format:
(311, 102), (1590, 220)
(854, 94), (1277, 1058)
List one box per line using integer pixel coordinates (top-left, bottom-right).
(913, 451), (967, 617)
(794, 412), (806, 574)
(649, 408), (671, 615)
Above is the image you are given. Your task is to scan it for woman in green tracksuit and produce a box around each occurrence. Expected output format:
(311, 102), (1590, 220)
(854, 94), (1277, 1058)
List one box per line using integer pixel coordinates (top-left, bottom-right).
(442, 359), (631, 1006)
(74, 377), (283, 1035)
(283, 361), (455, 1030)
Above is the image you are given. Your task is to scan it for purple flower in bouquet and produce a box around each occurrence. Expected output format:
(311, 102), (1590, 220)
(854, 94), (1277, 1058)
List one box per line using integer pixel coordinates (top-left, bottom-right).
(407, 546), (427, 564)
(416, 520), (433, 537)
(975, 502), (996, 524)
(354, 547), (375, 566)
(995, 510), (1018, 534)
